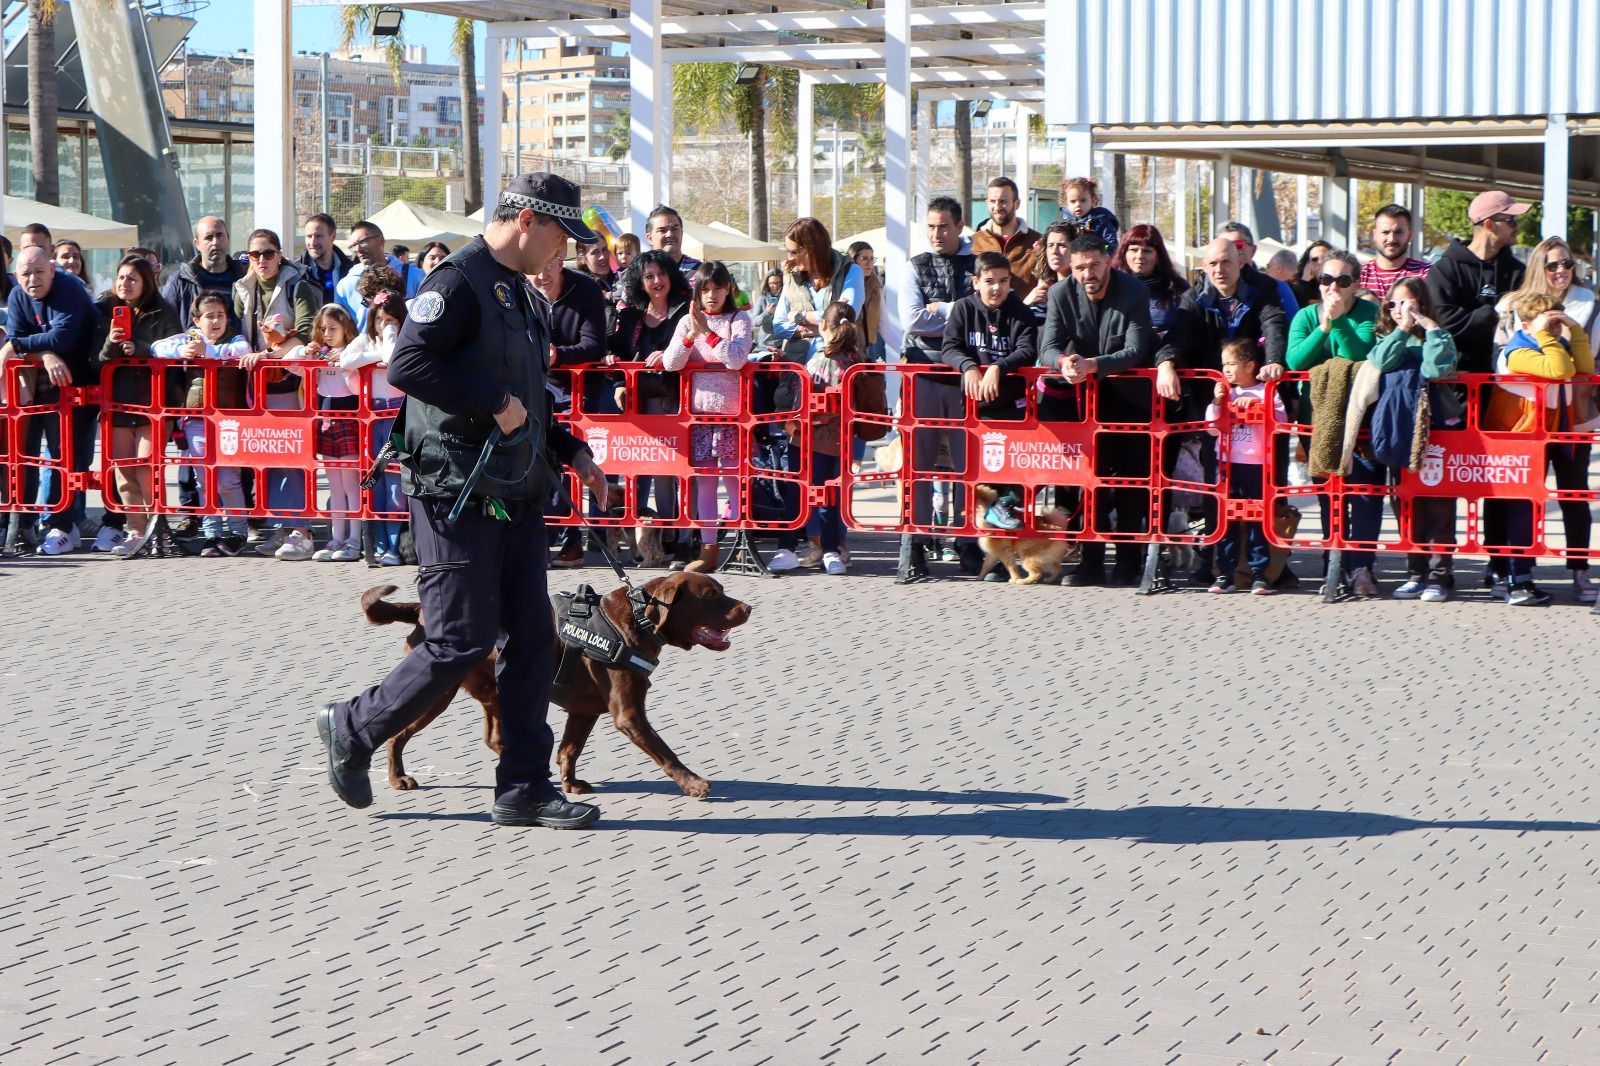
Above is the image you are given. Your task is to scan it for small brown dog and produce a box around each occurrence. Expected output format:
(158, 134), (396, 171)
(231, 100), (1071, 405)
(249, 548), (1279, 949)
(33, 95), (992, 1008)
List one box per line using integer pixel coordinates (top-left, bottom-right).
(973, 483), (1074, 585)
(361, 572), (751, 799)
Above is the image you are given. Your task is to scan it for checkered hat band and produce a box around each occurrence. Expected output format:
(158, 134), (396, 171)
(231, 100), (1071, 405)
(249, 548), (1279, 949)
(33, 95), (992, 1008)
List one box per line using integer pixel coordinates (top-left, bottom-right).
(499, 192), (583, 220)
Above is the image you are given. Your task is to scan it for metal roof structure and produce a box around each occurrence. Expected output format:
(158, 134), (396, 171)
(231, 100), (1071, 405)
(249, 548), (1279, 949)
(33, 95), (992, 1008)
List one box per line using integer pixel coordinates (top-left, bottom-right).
(257, 1), (1599, 345)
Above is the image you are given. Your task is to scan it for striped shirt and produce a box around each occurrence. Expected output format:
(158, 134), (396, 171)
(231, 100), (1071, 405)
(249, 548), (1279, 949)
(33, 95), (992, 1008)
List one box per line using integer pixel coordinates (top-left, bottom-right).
(1359, 257), (1430, 296)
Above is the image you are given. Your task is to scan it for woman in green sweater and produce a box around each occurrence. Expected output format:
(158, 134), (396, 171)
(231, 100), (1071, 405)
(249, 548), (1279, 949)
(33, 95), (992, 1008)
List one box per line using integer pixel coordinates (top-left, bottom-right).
(1284, 250), (1385, 597)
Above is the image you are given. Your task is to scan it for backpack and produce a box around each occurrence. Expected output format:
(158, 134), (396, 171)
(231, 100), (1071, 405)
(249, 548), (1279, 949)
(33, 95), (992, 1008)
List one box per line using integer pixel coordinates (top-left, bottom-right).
(850, 370), (891, 442)
(748, 429), (802, 524)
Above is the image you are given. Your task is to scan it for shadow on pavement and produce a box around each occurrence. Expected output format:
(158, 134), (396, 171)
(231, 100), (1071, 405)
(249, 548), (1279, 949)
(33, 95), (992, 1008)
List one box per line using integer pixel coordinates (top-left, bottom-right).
(595, 779), (1068, 805)
(609, 805), (1600, 844)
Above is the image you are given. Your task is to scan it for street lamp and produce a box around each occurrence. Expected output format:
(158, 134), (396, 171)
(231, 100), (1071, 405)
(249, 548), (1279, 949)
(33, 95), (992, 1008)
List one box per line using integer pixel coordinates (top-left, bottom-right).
(973, 99), (992, 120)
(733, 64), (761, 85)
(373, 8), (404, 37)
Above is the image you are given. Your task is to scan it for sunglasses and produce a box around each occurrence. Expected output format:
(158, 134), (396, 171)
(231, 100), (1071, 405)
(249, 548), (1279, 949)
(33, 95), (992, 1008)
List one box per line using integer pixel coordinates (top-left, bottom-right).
(1546, 258), (1576, 272)
(1317, 273), (1355, 289)
(1488, 214), (1518, 225)
(246, 249), (280, 260)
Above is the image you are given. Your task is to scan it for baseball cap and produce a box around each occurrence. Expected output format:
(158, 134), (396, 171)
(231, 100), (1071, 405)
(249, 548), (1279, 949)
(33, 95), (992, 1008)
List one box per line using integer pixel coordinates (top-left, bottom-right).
(1467, 190), (1531, 224)
(498, 172), (599, 243)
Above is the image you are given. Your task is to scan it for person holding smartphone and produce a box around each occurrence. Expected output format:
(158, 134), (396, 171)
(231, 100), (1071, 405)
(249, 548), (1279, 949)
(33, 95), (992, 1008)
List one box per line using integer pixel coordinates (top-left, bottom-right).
(94, 254), (183, 556)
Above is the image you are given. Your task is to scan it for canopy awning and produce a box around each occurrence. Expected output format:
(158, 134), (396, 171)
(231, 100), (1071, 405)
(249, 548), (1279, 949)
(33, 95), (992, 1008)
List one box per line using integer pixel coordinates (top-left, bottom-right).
(362, 200), (482, 246)
(5, 195), (137, 249)
(684, 221), (784, 263)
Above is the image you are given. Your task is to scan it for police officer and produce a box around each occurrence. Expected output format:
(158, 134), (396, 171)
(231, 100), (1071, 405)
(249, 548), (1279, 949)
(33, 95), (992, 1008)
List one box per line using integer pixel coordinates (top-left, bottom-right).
(316, 173), (611, 829)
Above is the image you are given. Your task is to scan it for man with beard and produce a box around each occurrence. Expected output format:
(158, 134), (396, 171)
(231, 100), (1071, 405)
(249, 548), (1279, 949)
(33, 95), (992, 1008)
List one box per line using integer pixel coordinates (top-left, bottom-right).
(971, 176), (1041, 292)
(1359, 204), (1430, 297)
(161, 215), (248, 335)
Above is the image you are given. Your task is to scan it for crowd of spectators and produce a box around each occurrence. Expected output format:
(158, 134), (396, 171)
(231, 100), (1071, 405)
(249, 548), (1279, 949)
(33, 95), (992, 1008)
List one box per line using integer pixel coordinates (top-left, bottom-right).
(0, 176), (1596, 606)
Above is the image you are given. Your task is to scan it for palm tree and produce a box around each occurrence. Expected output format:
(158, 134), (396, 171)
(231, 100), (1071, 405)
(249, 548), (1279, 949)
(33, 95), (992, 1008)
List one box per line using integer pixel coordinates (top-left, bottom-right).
(337, 5), (406, 86)
(673, 63), (777, 240)
(606, 106), (630, 163)
(450, 18), (481, 214)
(28, 0), (60, 205)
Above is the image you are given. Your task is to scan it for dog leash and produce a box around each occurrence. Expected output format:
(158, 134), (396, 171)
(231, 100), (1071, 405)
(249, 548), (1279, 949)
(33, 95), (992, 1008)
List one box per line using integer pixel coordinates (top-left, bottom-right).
(541, 455), (662, 638)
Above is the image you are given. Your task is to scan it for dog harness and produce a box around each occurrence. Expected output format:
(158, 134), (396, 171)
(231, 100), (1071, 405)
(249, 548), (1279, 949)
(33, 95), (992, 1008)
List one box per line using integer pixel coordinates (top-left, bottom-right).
(550, 583), (659, 707)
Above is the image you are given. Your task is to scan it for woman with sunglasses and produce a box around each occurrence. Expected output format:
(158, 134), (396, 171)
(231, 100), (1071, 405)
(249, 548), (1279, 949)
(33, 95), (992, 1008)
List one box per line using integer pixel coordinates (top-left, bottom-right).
(1286, 249), (1385, 596)
(1492, 237), (1598, 603)
(232, 228), (324, 559)
(1291, 240), (1333, 309)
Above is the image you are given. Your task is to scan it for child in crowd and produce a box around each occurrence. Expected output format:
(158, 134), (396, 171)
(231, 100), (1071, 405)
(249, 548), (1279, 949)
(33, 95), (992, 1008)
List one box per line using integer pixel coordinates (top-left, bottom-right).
(1059, 176), (1120, 251)
(941, 250), (1037, 420)
(1205, 337), (1286, 595)
(152, 292), (252, 557)
(291, 303), (363, 561)
(661, 261), (752, 573)
(795, 301), (871, 575)
(614, 232), (641, 272)
(338, 273), (408, 567)
(1484, 291), (1594, 607)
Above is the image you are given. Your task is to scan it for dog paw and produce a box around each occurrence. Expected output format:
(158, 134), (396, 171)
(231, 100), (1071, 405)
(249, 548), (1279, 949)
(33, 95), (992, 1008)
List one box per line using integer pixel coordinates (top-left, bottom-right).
(563, 778), (595, 795)
(679, 776), (712, 800)
(391, 775), (419, 791)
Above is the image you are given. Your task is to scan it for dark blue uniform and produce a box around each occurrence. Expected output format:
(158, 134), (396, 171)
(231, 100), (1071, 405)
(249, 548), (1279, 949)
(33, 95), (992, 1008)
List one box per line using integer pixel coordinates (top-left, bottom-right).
(330, 238), (589, 808)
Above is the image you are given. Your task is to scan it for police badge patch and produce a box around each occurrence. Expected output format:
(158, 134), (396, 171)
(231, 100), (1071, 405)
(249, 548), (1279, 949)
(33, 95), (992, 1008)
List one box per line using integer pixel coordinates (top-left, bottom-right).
(412, 290), (446, 323)
(493, 281), (516, 309)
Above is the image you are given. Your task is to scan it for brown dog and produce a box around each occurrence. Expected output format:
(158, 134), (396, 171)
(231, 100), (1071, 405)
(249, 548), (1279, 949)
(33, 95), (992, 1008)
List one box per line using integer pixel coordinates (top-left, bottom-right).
(361, 572), (751, 799)
(973, 483), (1074, 585)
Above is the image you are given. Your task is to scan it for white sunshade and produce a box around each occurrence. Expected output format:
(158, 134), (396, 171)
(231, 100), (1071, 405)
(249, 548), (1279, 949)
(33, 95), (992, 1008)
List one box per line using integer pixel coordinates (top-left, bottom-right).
(361, 200), (482, 247)
(5, 195), (137, 249)
(683, 221), (785, 263)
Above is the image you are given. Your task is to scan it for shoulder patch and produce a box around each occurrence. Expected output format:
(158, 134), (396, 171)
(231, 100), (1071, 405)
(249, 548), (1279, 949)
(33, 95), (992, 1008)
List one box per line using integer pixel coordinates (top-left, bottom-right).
(412, 290), (446, 323)
(493, 280), (516, 310)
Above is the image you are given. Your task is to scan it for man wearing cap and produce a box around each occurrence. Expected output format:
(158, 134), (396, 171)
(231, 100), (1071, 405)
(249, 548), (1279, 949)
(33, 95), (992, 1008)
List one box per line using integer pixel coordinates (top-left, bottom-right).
(1427, 189), (1528, 373)
(314, 173), (612, 830)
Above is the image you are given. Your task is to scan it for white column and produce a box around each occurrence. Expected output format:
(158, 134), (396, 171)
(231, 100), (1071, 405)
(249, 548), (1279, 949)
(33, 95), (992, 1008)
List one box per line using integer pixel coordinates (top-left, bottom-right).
(797, 73), (815, 218)
(658, 65), (673, 207)
(882, 0), (912, 354)
(627, 0), (664, 235)
(483, 36), (502, 208)
(1062, 124), (1092, 186)
(1013, 104), (1032, 209)
(1211, 153), (1232, 236)
(1345, 178), (1361, 249)
(1173, 158), (1188, 272)
(1295, 175), (1308, 243)
(1409, 180), (1426, 256)
(1321, 175), (1350, 247)
(914, 99), (932, 222)
(1544, 113), (1570, 239)
(252, 0), (294, 238)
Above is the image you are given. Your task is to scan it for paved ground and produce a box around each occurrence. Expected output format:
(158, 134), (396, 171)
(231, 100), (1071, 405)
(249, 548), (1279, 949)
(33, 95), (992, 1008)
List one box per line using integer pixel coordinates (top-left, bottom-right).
(2, 533), (1598, 1066)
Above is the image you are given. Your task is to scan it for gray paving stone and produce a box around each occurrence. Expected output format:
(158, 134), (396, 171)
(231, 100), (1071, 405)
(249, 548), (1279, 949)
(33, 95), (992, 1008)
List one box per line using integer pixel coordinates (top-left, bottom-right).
(1, 541), (1596, 1064)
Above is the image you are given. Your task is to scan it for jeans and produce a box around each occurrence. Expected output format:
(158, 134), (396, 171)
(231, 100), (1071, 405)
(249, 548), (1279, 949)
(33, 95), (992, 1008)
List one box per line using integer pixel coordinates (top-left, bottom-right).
(22, 404), (98, 533)
(812, 451), (842, 553)
(183, 418), (247, 538)
(1316, 452), (1385, 574)
(1216, 463), (1269, 578)
(368, 401), (404, 555)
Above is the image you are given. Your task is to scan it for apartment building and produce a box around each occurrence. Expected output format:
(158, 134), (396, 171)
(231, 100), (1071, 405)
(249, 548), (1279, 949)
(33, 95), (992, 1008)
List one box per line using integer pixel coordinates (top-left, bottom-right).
(501, 40), (628, 163)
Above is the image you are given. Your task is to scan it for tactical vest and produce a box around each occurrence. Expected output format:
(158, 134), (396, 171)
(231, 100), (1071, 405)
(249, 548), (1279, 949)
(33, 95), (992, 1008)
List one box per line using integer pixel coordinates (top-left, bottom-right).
(903, 250), (976, 363)
(398, 238), (553, 502)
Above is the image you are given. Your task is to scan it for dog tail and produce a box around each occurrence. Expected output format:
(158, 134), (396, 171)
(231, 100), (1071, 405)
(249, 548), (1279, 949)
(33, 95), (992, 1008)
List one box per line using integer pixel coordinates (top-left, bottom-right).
(361, 584), (422, 627)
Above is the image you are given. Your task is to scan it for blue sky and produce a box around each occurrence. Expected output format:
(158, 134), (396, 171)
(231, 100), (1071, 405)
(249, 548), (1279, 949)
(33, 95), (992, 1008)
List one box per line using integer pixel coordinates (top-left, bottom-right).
(187, 6), (484, 72)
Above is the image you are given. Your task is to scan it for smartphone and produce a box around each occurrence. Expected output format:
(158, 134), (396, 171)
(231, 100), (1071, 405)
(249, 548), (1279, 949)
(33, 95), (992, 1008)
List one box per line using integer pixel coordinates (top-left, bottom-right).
(112, 304), (133, 335)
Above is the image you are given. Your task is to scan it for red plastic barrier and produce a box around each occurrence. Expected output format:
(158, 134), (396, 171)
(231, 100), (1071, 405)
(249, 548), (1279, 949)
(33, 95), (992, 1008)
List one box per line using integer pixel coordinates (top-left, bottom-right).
(0, 361), (98, 515)
(96, 356), (404, 522)
(549, 361), (812, 532)
(838, 363), (1230, 546)
(1263, 370), (1600, 561)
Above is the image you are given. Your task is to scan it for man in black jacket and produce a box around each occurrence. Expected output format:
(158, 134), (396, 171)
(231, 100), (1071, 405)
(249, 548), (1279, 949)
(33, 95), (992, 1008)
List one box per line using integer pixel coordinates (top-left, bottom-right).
(160, 215), (248, 335)
(298, 212), (354, 308)
(1040, 235), (1157, 584)
(941, 250), (1038, 417)
(316, 173), (611, 830)
(1426, 189), (1527, 373)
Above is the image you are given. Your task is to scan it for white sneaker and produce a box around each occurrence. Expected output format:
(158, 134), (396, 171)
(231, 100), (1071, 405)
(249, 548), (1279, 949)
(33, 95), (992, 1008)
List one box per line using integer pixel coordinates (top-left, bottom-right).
(797, 541), (824, 567)
(767, 548), (801, 572)
(375, 550), (403, 567)
(111, 531), (149, 559)
(331, 543), (363, 562)
(823, 551), (846, 576)
(39, 528), (75, 555)
(1573, 572), (1598, 604)
(254, 528), (291, 557)
(275, 529), (314, 561)
(91, 526), (127, 553)
(1392, 579), (1426, 600)
(312, 541), (339, 562)
(1419, 583), (1450, 603)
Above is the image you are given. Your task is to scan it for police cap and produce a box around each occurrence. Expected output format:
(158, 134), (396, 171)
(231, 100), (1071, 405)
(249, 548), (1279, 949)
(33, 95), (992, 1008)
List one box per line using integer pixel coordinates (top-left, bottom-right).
(500, 173), (599, 244)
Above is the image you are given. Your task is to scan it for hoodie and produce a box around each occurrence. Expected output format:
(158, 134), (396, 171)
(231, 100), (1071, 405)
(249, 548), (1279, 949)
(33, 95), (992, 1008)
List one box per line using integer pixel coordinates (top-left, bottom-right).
(1425, 239), (1525, 373)
(941, 291), (1039, 374)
